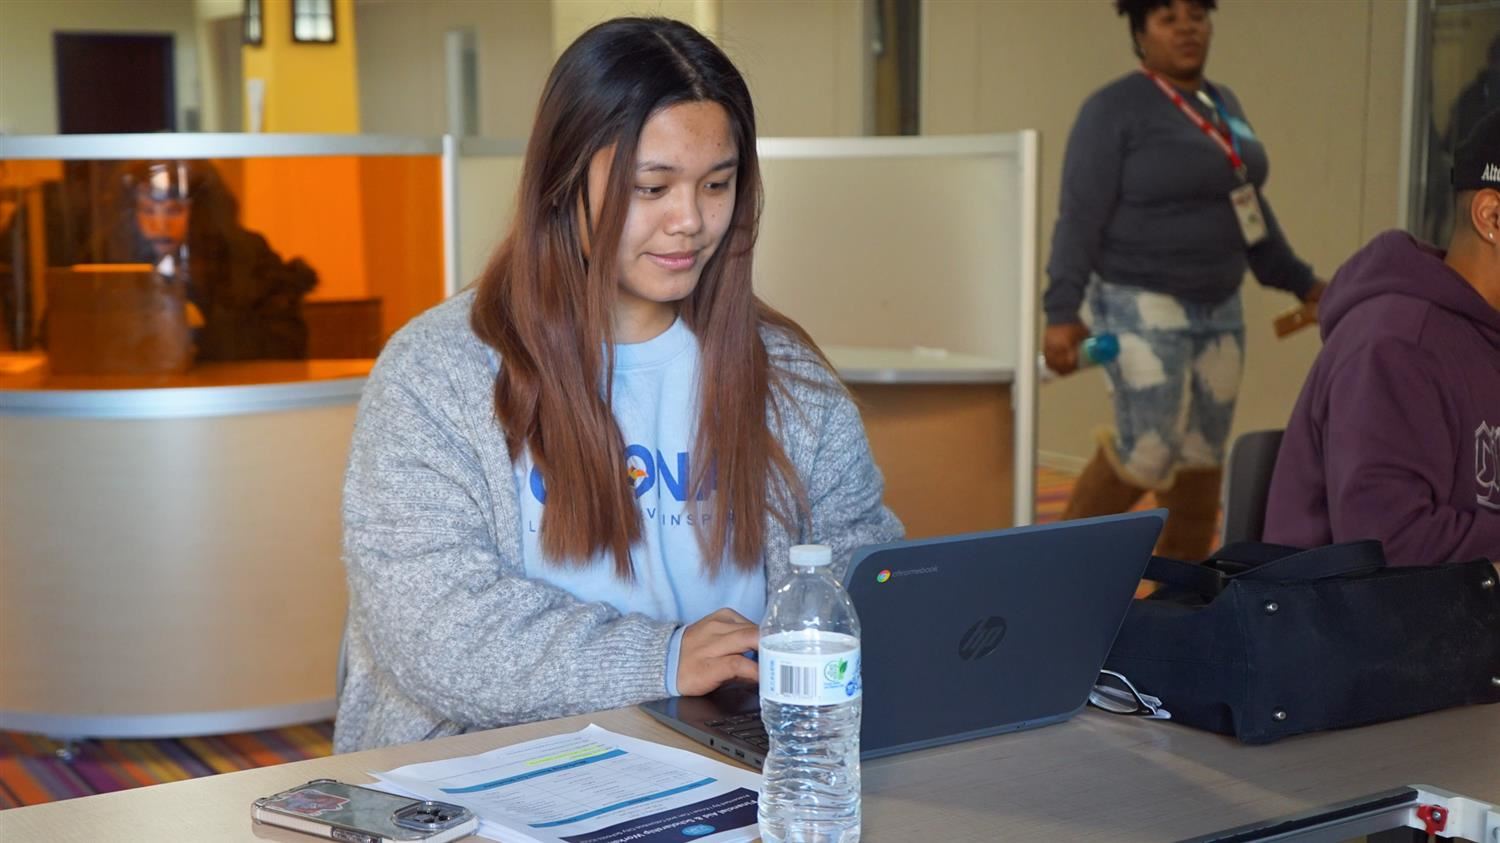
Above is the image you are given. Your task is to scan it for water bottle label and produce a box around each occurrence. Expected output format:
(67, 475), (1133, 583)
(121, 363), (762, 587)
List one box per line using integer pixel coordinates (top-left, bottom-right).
(759, 646), (862, 706)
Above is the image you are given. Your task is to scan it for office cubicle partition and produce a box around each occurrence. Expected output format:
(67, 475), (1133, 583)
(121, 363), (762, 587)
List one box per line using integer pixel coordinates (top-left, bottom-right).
(758, 135), (1039, 528)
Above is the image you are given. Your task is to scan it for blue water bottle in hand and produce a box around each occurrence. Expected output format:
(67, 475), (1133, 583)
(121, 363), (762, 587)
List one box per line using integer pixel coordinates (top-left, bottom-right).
(1039, 332), (1120, 382)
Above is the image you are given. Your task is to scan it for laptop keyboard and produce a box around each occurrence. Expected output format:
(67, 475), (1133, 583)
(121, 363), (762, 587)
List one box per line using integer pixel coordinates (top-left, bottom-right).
(705, 712), (769, 750)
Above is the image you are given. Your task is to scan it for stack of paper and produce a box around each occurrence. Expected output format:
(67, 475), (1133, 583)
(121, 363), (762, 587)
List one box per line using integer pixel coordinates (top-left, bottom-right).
(370, 724), (762, 843)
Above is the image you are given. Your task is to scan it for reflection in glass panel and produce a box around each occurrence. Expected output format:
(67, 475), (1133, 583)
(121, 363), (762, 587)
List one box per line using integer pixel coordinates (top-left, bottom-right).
(0, 154), (443, 381)
(1411, 0), (1500, 244)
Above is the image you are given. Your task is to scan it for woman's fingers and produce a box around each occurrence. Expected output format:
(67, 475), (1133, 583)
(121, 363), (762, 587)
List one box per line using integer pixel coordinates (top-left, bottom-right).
(677, 608), (762, 696)
(725, 654), (760, 685)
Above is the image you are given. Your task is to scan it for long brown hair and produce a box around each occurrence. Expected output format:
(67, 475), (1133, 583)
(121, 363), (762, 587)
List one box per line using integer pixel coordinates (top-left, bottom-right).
(471, 17), (824, 578)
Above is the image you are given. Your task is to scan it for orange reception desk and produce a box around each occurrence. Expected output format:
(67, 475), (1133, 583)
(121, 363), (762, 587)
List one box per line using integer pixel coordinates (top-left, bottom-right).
(0, 133), (444, 738)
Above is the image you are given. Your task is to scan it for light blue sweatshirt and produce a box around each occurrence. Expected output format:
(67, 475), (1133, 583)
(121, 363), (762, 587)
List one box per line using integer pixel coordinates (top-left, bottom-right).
(514, 318), (766, 694)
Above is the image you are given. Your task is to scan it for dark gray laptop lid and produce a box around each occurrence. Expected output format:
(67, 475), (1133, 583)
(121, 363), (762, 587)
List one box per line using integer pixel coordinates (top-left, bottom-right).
(844, 510), (1164, 757)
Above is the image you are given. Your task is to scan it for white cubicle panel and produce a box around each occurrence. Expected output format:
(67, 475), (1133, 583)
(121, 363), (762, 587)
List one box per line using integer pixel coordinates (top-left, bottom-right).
(451, 133), (1040, 525)
(452, 137), (1034, 362)
(751, 135), (1039, 527)
(753, 135), (1028, 366)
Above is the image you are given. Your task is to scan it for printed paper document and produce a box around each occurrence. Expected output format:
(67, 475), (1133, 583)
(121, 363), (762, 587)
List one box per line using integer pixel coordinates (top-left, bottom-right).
(371, 724), (761, 843)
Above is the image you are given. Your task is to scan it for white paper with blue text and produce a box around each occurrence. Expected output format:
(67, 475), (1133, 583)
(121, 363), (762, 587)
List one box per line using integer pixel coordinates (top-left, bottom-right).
(370, 724), (761, 843)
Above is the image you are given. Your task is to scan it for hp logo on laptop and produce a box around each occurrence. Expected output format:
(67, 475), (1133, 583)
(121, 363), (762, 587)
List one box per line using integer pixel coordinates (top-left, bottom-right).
(958, 616), (1007, 661)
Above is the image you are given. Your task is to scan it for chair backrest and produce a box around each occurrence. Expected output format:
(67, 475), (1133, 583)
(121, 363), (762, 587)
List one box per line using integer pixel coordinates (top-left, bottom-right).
(1221, 429), (1286, 544)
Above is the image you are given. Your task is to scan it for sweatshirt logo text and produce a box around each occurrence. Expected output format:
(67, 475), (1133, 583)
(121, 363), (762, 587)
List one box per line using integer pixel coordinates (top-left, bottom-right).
(528, 447), (711, 504)
(1477, 422), (1500, 511)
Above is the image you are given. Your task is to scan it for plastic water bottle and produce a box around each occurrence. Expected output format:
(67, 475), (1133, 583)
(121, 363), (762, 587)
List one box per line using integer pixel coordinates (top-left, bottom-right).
(758, 544), (862, 843)
(1038, 332), (1120, 382)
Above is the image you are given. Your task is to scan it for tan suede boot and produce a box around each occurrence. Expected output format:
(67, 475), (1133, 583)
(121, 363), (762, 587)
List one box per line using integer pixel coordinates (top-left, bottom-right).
(1061, 439), (1149, 521)
(1154, 466), (1223, 562)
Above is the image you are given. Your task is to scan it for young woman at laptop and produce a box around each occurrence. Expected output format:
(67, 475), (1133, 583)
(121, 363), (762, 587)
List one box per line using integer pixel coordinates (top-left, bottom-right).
(333, 18), (903, 753)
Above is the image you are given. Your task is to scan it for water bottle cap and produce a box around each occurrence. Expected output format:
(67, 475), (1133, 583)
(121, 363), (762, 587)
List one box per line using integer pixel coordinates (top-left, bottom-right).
(789, 544), (833, 567)
(1085, 332), (1120, 363)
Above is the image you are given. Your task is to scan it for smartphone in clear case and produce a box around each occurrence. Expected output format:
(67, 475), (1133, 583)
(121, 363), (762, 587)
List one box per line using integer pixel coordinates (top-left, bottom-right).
(252, 779), (478, 843)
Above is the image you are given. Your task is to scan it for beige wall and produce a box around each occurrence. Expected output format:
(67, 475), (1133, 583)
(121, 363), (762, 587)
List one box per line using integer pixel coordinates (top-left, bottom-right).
(354, 0), (553, 139)
(353, 0), (869, 140)
(0, 0), (202, 135)
(194, 0), (242, 133)
(721, 0), (869, 136)
(924, 0), (1407, 466)
(551, 0), (719, 55)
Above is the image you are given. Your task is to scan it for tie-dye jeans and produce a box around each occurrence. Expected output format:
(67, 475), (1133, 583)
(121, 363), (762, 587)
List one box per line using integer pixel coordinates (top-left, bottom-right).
(1086, 276), (1245, 489)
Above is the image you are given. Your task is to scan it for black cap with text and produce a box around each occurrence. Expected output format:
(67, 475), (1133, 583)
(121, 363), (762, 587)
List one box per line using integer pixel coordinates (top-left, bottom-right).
(1453, 108), (1500, 192)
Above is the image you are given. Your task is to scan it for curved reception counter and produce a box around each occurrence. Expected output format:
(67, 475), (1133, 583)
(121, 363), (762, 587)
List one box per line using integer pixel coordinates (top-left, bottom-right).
(0, 357), (372, 738)
(0, 346), (1013, 740)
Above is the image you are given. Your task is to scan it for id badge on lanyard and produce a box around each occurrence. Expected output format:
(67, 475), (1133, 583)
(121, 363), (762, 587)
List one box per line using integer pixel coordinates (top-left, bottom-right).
(1144, 69), (1268, 246)
(1229, 183), (1267, 246)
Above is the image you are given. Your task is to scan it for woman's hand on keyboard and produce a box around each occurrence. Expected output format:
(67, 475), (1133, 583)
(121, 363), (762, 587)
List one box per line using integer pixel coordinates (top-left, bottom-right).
(676, 608), (760, 697)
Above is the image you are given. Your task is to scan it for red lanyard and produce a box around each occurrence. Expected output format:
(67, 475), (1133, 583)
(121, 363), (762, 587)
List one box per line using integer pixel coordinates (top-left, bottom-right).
(1141, 68), (1247, 182)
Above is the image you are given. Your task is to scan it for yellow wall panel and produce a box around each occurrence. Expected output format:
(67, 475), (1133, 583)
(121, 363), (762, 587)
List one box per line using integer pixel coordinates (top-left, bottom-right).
(241, 0), (360, 133)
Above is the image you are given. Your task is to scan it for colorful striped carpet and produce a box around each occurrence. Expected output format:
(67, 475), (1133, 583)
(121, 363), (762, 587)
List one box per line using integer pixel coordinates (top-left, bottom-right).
(1, 467), (1086, 809)
(0, 723), (334, 809)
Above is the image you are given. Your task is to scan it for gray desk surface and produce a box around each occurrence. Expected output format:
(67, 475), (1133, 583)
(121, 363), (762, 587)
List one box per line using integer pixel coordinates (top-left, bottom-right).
(2, 705), (1496, 842)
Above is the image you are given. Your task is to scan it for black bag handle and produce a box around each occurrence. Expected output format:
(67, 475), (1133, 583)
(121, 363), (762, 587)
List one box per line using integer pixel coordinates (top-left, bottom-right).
(1202, 541), (1304, 567)
(1143, 555), (1230, 597)
(1143, 540), (1387, 599)
(1223, 540), (1386, 582)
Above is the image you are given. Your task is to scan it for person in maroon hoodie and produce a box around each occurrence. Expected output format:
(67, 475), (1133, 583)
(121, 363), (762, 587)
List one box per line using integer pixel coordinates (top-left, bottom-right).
(1264, 110), (1500, 565)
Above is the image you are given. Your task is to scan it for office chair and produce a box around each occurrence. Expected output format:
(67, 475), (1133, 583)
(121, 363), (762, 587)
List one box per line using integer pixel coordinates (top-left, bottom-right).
(1220, 429), (1285, 545)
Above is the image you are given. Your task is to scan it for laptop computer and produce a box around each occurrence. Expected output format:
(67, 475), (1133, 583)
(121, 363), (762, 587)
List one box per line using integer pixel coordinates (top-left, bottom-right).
(639, 510), (1166, 766)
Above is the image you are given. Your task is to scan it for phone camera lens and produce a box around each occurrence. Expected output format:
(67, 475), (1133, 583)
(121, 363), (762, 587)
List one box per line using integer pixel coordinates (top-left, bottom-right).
(394, 801), (465, 832)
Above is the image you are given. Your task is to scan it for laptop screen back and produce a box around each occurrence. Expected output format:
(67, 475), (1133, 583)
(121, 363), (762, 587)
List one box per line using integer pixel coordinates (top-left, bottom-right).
(844, 511), (1163, 757)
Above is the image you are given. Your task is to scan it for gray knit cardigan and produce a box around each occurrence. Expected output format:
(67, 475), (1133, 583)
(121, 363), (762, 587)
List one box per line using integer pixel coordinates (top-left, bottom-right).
(334, 290), (904, 752)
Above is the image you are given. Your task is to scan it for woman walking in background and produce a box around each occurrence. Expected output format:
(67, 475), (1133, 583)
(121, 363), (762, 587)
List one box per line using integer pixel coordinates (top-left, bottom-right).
(1043, 0), (1325, 560)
